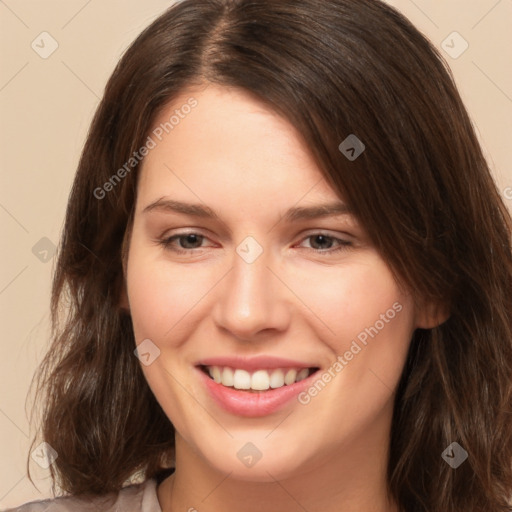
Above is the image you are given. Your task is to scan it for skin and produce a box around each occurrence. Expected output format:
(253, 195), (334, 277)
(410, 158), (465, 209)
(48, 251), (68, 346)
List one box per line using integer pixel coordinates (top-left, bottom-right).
(122, 83), (440, 512)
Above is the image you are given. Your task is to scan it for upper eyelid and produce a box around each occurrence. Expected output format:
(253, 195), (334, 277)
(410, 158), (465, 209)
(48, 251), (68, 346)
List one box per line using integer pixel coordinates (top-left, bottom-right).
(163, 228), (351, 237)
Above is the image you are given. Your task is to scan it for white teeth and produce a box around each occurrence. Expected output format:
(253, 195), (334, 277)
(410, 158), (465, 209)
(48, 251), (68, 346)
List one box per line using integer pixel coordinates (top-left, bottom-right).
(233, 369), (251, 390)
(205, 365), (314, 390)
(209, 366), (222, 383)
(284, 369), (297, 385)
(269, 369), (285, 388)
(251, 370), (270, 390)
(221, 367), (234, 387)
(296, 368), (309, 382)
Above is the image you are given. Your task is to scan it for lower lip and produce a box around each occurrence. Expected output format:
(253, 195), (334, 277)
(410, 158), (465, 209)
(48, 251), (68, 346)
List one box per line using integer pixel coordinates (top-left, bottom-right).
(197, 367), (317, 417)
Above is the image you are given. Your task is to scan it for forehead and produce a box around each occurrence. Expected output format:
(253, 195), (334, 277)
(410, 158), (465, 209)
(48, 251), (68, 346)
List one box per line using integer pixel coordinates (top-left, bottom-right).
(135, 84), (344, 216)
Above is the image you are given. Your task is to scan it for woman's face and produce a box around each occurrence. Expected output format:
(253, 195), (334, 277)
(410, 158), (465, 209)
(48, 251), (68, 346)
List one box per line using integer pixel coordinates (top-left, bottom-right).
(125, 84), (424, 481)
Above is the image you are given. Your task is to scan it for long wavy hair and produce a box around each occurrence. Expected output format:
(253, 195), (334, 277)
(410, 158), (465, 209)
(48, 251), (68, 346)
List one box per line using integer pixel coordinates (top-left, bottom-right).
(27, 0), (512, 510)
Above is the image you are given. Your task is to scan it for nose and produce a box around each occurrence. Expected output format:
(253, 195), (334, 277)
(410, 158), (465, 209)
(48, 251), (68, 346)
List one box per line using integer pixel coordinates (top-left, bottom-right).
(212, 244), (291, 341)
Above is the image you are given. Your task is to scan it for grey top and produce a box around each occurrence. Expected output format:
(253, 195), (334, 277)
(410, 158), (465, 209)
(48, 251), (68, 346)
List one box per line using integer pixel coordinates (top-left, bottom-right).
(3, 478), (162, 512)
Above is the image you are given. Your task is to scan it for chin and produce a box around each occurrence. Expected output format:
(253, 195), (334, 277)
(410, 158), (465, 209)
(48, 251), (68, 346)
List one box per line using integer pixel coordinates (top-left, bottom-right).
(195, 435), (316, 482)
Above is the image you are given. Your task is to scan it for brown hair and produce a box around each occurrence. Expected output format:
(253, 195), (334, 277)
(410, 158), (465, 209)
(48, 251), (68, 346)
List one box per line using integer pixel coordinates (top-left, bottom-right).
(27, 1), (512, 510)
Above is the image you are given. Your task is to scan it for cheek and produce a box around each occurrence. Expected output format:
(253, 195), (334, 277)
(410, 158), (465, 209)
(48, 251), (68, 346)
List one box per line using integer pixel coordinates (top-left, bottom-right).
(288, 256), (416, 404)
(126, 247), (211, 344)
(125, 247), (213, 433)
(290, 259), (414, 439)
(289, 256), (410, 347)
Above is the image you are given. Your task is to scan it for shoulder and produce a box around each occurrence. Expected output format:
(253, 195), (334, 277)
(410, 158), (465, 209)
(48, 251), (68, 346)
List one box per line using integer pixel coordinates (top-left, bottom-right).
(4, 478), (162, 512)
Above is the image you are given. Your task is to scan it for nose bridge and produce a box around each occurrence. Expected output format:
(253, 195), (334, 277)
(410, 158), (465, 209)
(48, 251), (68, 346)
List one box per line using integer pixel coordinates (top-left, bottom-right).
(213, 242), (288, 338)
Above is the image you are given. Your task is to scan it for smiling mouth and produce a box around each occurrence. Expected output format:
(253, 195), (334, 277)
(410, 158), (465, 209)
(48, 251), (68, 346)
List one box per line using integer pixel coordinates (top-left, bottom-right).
(199, 365), (320, 392)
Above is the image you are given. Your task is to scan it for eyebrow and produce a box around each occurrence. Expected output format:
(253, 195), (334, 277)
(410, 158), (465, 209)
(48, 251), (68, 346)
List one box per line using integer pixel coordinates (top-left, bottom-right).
(142, 198), (352, 222)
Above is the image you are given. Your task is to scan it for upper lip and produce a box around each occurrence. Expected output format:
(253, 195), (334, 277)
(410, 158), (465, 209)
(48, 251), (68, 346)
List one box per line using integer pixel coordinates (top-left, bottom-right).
(196, 355), (318, 372)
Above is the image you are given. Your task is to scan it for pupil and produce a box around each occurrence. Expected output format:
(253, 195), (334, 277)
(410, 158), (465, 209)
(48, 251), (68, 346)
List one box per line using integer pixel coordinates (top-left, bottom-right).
(312, 235), (332, 250)
(182, 234), (201, 248)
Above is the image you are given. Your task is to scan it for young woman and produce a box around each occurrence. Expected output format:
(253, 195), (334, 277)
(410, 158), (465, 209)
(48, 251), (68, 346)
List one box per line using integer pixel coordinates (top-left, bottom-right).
(9, 0), (512, 511)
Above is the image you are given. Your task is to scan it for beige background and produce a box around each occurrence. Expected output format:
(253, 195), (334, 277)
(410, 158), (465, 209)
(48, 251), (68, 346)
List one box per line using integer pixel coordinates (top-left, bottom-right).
(0, 0), (511, 508)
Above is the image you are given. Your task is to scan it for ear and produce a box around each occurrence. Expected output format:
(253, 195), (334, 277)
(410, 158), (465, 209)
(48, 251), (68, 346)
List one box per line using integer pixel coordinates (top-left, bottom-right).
(414, 300), (450, 329)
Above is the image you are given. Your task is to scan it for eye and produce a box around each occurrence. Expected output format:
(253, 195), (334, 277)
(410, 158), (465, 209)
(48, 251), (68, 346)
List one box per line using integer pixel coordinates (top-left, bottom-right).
(157, 232), (213, 254)
(156, 231), (353, 256)
(298, 233), (352, 254)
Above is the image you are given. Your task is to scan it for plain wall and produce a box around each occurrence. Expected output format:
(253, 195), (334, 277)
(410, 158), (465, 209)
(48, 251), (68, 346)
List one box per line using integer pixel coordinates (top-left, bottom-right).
(1, 0), (511, 508)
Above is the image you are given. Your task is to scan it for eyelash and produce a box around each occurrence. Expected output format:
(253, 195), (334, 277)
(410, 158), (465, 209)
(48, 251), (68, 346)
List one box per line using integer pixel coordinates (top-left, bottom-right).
(156, 231), (353, 256)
